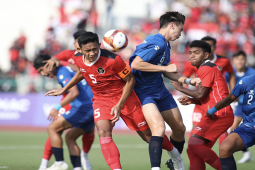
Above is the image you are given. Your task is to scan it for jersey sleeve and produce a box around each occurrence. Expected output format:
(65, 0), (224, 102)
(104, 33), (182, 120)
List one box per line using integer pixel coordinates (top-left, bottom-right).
(231, 77), (248, 97)
(57, 66), (74, 88)
(135, 41), (165, 62)
(54, 50), (74, 61)
(198, 66), (215, 88)
(183, 62), (197, 77)
(223, 59), (234, 73)
(113, 55), (131, 78)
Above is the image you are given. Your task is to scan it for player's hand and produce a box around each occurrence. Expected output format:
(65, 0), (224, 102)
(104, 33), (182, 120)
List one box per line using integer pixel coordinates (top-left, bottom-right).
(110, 104), (121, 123)
(43, 58), (60, 71)
(48, 108), (59, 121)
(206, 106), (214, 119)
(190, 78), (202, 86)
(171, 81), (183, 91)
(45, 89), (65, 96)
(165, 64), (178, 73)
(178, 96), (192, 105)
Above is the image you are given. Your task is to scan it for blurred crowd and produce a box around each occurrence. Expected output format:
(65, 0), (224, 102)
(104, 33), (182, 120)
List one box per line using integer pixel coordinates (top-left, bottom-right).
(2, 0), (255, 93)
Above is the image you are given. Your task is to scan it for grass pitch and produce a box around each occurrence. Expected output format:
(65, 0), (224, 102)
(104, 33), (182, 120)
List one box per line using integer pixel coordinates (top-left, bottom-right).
(0, 131), (254, 170)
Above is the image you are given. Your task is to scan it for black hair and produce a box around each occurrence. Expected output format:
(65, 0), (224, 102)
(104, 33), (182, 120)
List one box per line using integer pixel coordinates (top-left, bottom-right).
(189, 40), (211, 54)
(34, 54), (51, 70)
(201, 36), (217, 45)
(78, 32), (99, 49)
(233, 50), (247, 58)
(159, 11), (185, 29)
(73, 30), (86, 40)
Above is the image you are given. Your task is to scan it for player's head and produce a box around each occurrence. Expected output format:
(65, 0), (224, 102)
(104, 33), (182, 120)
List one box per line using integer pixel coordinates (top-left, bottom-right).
(232, 50), (247, 70)
(189, 40), (211, 67)
(73, 30), (86, 53)
(201, 36), (216, 54)
(78, 32), (101, 62)
(159, 11), (185, 41)
(34, 54), (56, 78)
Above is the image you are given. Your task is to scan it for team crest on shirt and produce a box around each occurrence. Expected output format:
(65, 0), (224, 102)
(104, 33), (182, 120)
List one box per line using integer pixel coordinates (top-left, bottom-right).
(97, 67), (105, 74)
(217, 66), (222, 71)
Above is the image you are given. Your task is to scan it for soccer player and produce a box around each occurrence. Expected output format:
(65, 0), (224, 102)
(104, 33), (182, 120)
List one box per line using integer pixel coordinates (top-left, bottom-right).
(45, 32), (184, 170)
(225, 50), (255, 163)
(171, 40), (234, 170)
(39, 30), (94, 170)
(183, 36), (236, 144)
(130, 11), (201, 170)
(207, 73), (255, 170)
(34, 54), (94, 170)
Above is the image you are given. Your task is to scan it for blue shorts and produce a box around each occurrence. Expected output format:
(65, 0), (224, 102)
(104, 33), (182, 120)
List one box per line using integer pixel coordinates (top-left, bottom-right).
(232, 123), (255, 149)
(234, 104), (245, 118)
(135, 86), (177, 112)
(62, 105), (94, 132)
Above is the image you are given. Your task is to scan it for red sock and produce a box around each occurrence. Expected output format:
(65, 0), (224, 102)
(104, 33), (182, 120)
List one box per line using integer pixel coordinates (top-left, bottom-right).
(187, 147), (205, 170)
(43, 137), (53, 160)
(162, 135), (173, 151)
(219, 132), (228, 146)
(188, 137), (221, 170)
(82, 133), (95, 153)
(100, 137), (122, 170)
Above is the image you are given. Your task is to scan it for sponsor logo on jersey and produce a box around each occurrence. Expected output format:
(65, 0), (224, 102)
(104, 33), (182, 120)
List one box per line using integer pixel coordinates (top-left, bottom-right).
(138, 121), (147, 127)
(239, 80), (243, 84)
(68, 58), (75, 64)
(195, 126), (202, 131)
(154, 45), (160, 50)
(249, 90), (254, 95)
(217, 66), (222, 71)
(97, 67), (105, 74)
(80, 68), (86, 72)
(62, 79), (69, 85)
(143, 40), (147, 43)
(59, 75), (64, 80)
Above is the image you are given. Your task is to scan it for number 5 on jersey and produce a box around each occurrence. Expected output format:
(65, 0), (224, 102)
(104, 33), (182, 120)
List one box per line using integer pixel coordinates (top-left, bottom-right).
(94, 108), (100, 118)
(89, 74), (97, 84)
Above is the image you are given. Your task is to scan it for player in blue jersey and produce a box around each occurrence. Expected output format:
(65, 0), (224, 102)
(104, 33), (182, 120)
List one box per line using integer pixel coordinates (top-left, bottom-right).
(207, 74), (255, 170)
(34, 54), (94, 170)
(225, 50), (255, 163)
(130, 11), (201, 170)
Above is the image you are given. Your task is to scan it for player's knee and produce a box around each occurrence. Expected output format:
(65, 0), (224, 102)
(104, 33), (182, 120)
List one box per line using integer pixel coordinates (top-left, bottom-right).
(97, 129), (112, 138)
(219, 143), (232, 158)
(47, 124), (56, 134)
(151, 123), (165, 136)
(65, 132), (74, 144)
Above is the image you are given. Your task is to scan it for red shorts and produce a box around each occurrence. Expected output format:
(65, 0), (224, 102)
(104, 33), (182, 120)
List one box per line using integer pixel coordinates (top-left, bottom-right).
(192, 114), (234, 143)
(92, 91), (149, 131)
(192, 104), (205, 125)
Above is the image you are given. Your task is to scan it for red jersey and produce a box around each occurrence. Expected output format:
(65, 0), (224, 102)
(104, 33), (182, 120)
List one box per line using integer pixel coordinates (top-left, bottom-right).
(183, 54), (234, 77)
(197, 61), (233, 117)
(74, 49), (131, 99)
(55, 50), (76, 64)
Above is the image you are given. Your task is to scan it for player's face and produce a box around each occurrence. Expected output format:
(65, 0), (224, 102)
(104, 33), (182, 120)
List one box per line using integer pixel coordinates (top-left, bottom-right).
(189, 47), (209, 67)
(169, 23), (183, 41)
(36, 66), (55, 78)
(81, 42), (100, 62)
(204, 40), (216, 54)
(233, 55), (246, 70)
(73, 38), (81, 53)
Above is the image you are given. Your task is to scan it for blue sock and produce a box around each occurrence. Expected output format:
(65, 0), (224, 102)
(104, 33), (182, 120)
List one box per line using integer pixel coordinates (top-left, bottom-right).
(220, 156), (237, 170)
(170, 136), (185, 154)
(52, 147), (64, 161)
(149, 136), (163, 168)
(70, 155), (81, 168)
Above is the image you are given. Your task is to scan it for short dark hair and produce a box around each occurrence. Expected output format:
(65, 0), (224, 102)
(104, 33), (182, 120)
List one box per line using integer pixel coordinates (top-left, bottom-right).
(34, 54), (51, 70)
(201, 36), (217, 45)
(73, 30), (86, 40)
(159, 11), (185, 29)
(233, 50), (247, 58)
(78, 32), (99, 49)
(189, 40), (211, 54)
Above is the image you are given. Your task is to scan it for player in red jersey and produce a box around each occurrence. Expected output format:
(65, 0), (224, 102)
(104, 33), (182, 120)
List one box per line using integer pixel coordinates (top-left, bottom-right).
(39, 30), (94, 170)
(45, 32), (183, 170)
(183, 36), (236, 145)
(172, 40), (234, 170)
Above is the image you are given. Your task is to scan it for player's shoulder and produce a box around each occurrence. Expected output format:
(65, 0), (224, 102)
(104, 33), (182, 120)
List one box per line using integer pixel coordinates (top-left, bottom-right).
(144, 34), (166, 47)
(202, 61), (217, 68)
(57, 66), (74, 75)
(216, 55), (230, 61)
(246, 67), (255, 74)
(100, 49), (117, 59)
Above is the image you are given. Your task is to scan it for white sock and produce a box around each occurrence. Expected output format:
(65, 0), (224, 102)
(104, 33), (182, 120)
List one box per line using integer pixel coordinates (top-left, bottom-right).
(81, 150), (88, 158)
(55, 161), (64, 166)
(40, 158), (49, 168)
(73, 167), (82, 170)
(151, 167), (160, 170)
(168, 147), (180, 158)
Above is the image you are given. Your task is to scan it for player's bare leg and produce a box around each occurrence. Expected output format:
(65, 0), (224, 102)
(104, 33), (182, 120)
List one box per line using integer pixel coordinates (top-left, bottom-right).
(96, 120), (122, 170)
(220, 132), (245, 170)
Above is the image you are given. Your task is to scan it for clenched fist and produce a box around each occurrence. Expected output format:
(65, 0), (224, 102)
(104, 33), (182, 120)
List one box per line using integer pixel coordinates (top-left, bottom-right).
(165, 64), (178, 73)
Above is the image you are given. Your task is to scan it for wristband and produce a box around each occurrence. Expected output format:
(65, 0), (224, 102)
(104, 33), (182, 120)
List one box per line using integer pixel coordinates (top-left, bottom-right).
(208, 106), (218, 115)
(185, 78), (191, 84)
(61, 61), (69, 66)
(54, 104), (62, 111)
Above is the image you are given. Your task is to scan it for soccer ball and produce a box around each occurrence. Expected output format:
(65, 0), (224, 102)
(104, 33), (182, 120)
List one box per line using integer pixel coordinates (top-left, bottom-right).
(102, 29), (128, 52)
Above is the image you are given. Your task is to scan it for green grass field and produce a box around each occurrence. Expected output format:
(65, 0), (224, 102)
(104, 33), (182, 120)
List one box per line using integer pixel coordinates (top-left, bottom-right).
(0, 131), (254, 170)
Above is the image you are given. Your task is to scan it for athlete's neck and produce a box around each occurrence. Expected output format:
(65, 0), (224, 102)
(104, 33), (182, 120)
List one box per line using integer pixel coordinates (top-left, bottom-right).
(158, 29), (170, 42)
(236, 67), (246, 73)
(209, 53), (214, 61)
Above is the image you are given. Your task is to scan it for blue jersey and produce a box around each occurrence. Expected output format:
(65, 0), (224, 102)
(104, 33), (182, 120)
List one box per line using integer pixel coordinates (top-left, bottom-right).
(231, 74), (255, 127)
(56, 66), (93, 107)
(226, 67), (255, 104)
(129, 33), (171, 93)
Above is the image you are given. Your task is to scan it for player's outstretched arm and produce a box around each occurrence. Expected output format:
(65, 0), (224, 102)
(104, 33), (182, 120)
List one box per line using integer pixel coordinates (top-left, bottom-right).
(131, 56), (178, 72)
(229, 72), (236, 91)
(43, 57), (60, 71)
(178, 96), (201, 105)
(45, 70), (84, 96)
(163, 72), (201, 86)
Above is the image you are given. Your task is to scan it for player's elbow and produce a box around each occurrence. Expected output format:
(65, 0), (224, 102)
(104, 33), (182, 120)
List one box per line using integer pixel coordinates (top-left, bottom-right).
(193, 93), (204, 99)
(131, 62), (138, 70)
